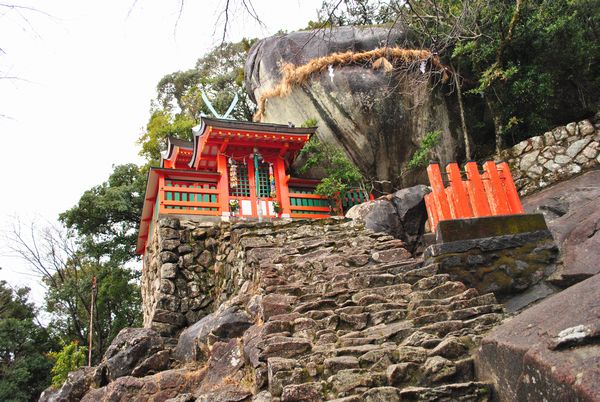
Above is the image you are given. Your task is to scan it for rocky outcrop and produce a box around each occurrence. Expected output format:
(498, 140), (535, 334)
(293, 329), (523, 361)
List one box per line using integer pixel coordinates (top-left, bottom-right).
(503, 117), (600, 196)
(476, 273), (600, 402)
(245, 27), (459, 188)
(523, 169), (600, 288)
(40, 328), (171, 402)
(54, 218), (513, 401)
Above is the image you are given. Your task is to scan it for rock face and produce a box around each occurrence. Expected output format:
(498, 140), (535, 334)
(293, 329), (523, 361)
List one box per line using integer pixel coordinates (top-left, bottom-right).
(245, 27), (459, 187)
(476, 273), (600, 402)
(54, 218), (512, 401)
(523, 169), (600, 287)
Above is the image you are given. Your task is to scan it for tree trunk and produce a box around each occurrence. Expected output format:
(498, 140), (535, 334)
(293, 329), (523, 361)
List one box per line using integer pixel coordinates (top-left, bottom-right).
(486, 97), (504, 156)
(451, 64), (472, 160)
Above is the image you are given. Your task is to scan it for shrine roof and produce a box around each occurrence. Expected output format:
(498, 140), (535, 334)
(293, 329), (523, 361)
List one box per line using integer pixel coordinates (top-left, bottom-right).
(190, 117), (317, 169)
(199, 117), (316, 136)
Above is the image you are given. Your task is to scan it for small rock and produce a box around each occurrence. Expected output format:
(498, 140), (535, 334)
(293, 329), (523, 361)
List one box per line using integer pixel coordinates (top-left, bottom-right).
(566, 137), (592, 158)
(281, 382), (323, 402)
(578, 119), (595, 135)
(566, 122), (578, 135)
(422, 356), (456, 384)
(324, 356), (360, 375)
(361, 386), (402, 401)
(160, 263), (177, 279)
(386, 363), (418, 386)
(428, 337), (468, 359)
(519, 150), (540, 171)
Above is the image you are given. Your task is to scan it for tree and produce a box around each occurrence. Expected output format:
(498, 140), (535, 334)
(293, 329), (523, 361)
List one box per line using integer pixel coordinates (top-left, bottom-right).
(7, 219), (142, 365)
(138, 39), (257, 165)
(0, 280), (56, 402)
(59, 163), (147, 264)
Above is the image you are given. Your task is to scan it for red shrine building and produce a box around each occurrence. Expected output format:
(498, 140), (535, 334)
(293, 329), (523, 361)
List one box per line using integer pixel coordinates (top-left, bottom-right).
(136, 117), (369, 255)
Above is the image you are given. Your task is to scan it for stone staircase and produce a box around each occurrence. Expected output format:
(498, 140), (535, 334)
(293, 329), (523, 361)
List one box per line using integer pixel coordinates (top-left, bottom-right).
(232, 219), (504, 401)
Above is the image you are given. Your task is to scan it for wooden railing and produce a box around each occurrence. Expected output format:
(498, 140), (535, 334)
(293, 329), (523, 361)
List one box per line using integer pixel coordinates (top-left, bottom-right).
(289, 188), (331, 219)
(425, 161), (524, 232)
(159, 176), (220, 216)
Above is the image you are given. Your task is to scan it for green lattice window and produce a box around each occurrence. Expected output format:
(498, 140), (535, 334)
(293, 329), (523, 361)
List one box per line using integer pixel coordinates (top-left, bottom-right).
(257, 163), (272, 198)
(229, 165), (250, 197)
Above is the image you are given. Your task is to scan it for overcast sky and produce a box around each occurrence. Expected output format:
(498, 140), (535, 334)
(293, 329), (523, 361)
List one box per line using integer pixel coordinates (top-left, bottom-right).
(0, 0), (321, 301)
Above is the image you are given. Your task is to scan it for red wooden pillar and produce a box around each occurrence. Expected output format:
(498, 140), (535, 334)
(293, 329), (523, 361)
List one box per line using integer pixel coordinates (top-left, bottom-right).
(497, 162), (524, 214)
(427, 163), (452, 222)
(483, 161), (511, 215)
(158, 172), (166, 214)
(446, 163), (473, 219)
(275, 158), (292, 217)
(424, 193), (439, 232)
(216, 153), (230, 216)
(464, 162), (492, 217)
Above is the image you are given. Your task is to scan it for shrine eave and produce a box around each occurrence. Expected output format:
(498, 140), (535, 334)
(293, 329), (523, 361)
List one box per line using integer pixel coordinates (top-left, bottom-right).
(190, 117), (317, 168)
(200, 117), (317, 136)
(160, 137), (194, 168)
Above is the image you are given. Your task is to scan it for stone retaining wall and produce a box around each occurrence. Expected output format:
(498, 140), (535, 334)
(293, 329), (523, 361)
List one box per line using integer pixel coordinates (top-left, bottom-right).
(141, 217), (250, 336)
(502, 117), (600, 195)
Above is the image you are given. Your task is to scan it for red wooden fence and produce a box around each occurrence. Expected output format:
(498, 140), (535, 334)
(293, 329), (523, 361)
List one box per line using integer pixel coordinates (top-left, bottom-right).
(425, 161), (524, 232)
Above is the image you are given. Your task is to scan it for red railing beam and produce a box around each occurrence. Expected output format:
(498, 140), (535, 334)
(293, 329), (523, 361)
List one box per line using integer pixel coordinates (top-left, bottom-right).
(464, 162), (492, 218)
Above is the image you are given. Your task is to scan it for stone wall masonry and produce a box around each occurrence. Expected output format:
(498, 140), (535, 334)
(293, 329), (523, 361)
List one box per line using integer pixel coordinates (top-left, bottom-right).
(502, 117), (600, 196)
(141, 216), (251, 336)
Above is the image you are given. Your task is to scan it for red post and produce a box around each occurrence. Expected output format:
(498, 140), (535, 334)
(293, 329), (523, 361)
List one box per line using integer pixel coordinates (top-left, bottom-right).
(446, 163), (473, 219)
(427, 163), (452, 222)
(158, 173), (166, 214)
(464, 162), (492, 217)
(445, 187), (457, 219)
(483, 161), (511, 215)
(275, 157), (292, 216)
(424, 193), (439, 232)
(497, 162), (524, 214)
(216, 153), (229, 215)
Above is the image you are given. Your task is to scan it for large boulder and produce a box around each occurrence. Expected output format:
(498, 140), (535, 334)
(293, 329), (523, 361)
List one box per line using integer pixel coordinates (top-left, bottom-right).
(96, 327), (169, 383)
(523, 169), (600, 287)
(245, 26), (459, 188)
(174, 305), (253, 363)
(39, 367), (96, 402)
(346, 184), (429, 249)
(80, 368), (205, 402)
(476, 273), (600, 401)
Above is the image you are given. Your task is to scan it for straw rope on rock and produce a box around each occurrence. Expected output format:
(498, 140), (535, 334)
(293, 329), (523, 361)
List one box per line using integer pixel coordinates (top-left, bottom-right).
(254, 47), (444, 122)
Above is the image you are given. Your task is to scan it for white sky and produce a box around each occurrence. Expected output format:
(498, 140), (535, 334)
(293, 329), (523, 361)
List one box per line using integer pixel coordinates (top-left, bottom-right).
(0, 0), (321, 302)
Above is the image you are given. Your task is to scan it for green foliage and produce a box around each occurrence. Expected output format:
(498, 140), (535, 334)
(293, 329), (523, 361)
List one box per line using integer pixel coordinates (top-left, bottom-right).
(52, 163), (144, 362)
(48, 342), (86, 389)
(0, 281), (55, 402)
(300, 118), (318, 128)
(44, 261), (142, 364)
(299, 137), (363, 201)
(407, 130), (442, 170)
(138, 111), (196, 164)
(59, 163), (146, 264)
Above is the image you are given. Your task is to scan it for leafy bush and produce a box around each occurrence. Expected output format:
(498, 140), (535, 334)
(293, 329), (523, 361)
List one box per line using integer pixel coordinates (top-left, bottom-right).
(407, 130), (442, 170)
(299, 134), (364, 212)
(49, 341), (87, 389)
